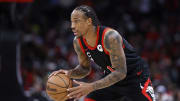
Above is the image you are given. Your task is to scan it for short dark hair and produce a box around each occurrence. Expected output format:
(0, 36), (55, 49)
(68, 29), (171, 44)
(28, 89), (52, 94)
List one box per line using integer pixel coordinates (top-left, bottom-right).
(74, 5), (101, 26)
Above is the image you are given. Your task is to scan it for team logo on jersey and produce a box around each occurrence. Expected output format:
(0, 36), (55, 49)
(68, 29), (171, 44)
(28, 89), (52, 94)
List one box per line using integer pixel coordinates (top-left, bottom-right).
(86, 52), (94, 61)
(97, 44), (103, 52)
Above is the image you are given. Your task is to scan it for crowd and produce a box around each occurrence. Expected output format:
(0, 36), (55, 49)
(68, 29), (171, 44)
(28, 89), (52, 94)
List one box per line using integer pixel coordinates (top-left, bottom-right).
(16, 0), (180, 101)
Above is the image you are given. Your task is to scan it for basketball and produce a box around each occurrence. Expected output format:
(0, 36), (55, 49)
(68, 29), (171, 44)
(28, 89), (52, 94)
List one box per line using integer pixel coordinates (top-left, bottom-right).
(46, 73), (72, 101)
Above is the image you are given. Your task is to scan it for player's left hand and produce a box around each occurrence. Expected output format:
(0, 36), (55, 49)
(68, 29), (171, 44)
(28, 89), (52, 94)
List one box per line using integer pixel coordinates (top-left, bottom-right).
(67, 80), (94, 100)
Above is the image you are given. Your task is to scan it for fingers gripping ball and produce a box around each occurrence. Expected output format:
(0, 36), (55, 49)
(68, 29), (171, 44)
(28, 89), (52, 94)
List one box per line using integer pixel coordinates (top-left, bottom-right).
(46, 73), (72, 101)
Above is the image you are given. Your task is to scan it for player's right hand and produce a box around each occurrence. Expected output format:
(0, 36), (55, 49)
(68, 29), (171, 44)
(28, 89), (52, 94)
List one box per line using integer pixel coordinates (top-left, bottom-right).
(48, 69), (70, 78)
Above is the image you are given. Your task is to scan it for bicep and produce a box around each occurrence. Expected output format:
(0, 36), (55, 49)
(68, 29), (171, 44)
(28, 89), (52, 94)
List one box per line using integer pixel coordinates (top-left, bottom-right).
(103, 30), (126, 69)
(73, 38), (90, 68)
(77, 52), (90, 68)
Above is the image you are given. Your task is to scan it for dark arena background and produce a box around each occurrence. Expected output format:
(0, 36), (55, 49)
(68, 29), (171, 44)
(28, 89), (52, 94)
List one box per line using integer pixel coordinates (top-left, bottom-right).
(0, 0), (180, 101)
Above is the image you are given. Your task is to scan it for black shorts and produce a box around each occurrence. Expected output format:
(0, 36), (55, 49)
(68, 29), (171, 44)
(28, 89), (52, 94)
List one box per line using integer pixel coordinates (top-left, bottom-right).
(85, 77), (156, 101)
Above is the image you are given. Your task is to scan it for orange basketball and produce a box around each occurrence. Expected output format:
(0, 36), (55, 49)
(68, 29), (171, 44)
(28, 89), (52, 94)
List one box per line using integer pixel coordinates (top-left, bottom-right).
(46, 73), (72, 101)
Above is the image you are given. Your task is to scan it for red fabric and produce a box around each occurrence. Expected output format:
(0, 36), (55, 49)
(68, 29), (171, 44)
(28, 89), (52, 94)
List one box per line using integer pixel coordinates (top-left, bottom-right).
(137, 70), (143, 76)
(78, 38), (86, 54)
(141, 78), (152, 101)
(84, 98), (96, 101)
(107, 66), (114, 72)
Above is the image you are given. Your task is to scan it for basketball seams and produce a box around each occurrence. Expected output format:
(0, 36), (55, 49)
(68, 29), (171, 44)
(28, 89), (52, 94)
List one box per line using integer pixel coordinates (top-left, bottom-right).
(47, 81), (67, 88)
(58, 93), (68, 101)
(67, 77), (70, 88)
(56, 74), (68, 88)
(47, 91), (67, 95)
(46, 73), (72, 101)
(56, 74), (71, 101)
(67, 77), (72, 88)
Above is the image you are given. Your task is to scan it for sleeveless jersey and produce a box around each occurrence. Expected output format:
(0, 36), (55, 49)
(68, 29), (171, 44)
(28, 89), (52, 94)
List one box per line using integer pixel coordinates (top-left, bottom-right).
(78, 26), (150, 86)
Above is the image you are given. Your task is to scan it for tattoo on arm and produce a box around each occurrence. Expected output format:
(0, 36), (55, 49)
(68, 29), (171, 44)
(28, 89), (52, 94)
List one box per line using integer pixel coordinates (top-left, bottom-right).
(69, 65), (90, 79)
(92, 30), (127, 90)
(69, 37), (91, 79)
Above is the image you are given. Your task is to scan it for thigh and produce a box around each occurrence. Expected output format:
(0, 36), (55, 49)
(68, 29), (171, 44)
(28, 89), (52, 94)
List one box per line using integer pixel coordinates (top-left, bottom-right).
(85, 77), (156, 101)
(127, 78), (156, 101)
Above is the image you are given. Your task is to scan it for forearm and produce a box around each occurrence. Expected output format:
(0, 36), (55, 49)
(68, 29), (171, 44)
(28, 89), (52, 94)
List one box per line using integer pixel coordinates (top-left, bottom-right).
(91, 68), (126, 90)
(68, 65), (91, 79)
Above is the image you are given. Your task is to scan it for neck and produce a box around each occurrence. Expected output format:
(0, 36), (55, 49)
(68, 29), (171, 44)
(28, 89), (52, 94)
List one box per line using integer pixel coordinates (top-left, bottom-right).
(83, 26), (97, 41)
(82, 25), (98, 47)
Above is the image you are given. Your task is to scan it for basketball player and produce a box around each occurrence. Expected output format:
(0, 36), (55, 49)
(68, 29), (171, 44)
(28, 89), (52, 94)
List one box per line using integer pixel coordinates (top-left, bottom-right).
(51, 5), (156, 101)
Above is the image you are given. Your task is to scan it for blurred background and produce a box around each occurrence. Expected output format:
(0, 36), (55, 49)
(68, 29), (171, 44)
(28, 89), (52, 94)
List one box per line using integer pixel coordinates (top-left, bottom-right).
(0, 0), (180, 101)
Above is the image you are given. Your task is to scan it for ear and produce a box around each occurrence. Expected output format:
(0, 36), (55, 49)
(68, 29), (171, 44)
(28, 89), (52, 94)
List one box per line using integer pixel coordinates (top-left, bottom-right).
(87, 18), (92, 25)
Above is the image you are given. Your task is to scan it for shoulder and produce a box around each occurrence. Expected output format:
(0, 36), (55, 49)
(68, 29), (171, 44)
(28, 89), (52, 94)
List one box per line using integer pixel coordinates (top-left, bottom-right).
(104, 29), (122, 43)
(102, 28), (123, 50)
(73, 36), (84, 54)
(101, 26), (122, 39)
